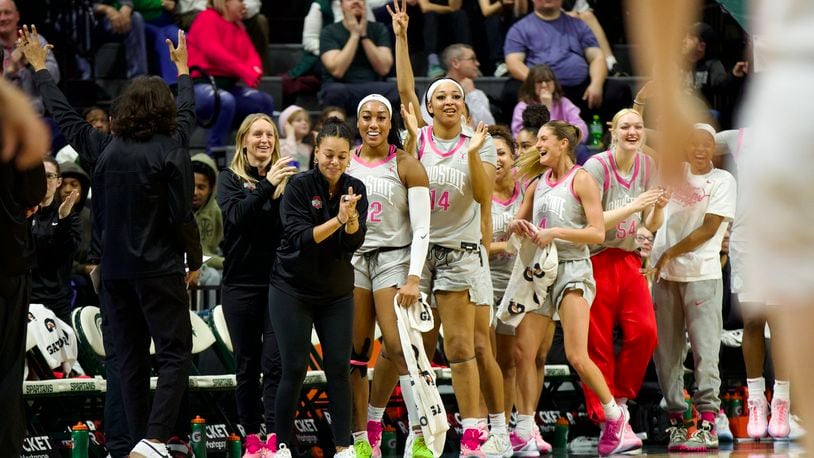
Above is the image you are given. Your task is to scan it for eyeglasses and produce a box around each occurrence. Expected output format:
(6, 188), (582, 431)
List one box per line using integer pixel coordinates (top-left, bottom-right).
(635, 234), (654, 243)
(459, 56), (478, 62)
(45, 173), (60, 181)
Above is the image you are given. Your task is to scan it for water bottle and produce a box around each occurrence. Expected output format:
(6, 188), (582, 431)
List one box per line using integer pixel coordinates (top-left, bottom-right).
(226, 433), (242, 458)
(553, 416), (569, 448)
(71, 422), (89, 458)
(589, 115), (603, 147)
(190, 415), (207, 458)
(684, 390), (693, 422)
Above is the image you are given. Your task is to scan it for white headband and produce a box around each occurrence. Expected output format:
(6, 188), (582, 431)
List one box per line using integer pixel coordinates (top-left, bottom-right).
(357, 94), (392, 118)
(693, 123), (717, 141)
(425, 78), (465, 107)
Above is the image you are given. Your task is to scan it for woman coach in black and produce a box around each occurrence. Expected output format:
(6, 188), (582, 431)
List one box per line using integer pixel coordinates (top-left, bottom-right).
(269, 118), (367, 458)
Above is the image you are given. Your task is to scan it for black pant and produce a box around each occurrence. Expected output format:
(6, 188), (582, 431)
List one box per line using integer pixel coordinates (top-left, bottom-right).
(222, 284), (281, 434)
(0, 274), (30, 456)
(423, 10), (471, 55)
(104, 275), (192, 442)
(100, 285), (133, 457)
(268, 285), (354, 447)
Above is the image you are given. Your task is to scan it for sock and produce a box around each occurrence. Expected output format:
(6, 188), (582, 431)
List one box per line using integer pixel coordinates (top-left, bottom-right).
(747, 377), (766, 401)
(399, 376), (421, 429)
(774, 380), (790, 401)
(606, 55), (617, 71)
(700, 411), (716, 428)
(428, 53), (440, 68)
(368, 405), (385, 423)
(515, 414), (534, 440)
(352, 431), (368, 443)
(615, 397), (628, 407)
(461, 418), (478, 431)
(489, 413), (508, 436)
(602, 399), (621, 421)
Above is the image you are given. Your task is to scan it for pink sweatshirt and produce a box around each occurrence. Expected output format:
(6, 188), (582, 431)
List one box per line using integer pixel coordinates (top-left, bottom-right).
(187, 8), (262, 88)
(511, 98), (588, 143)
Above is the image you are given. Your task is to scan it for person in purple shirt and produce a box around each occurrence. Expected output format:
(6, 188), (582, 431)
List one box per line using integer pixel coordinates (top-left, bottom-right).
(500, 0), (630, 125)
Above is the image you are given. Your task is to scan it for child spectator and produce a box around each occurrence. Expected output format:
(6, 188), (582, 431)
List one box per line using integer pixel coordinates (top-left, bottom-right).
(191, 153), (224, 286)
(511, 64), (587, 140)
(278, 105), (314, 173)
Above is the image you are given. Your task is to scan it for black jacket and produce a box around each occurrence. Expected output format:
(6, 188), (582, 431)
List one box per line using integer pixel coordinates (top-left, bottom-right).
(271, 167), (368, 300)
(35, 70), (202, 279)
(217, 165), (282, 286)
(0, 162), (46, 277)
(30, 198), (82, 320)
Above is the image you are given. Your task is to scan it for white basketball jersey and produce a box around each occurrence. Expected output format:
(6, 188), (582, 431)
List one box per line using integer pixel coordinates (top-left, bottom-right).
(532, 166), (590, 260)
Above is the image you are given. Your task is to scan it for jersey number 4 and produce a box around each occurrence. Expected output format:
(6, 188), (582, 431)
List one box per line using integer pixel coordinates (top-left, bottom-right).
(429, 190), (450, 212)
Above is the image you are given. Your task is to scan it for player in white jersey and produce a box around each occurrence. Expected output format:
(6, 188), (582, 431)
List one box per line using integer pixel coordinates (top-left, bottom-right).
(385, 2), (511, 456)
(344, 95), (433, 458)
(580, 109), (667, 448)
(508, 121), (631, 456)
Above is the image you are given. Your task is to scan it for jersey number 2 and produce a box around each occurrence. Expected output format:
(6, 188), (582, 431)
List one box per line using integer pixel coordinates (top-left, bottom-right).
(369, 201), (383, 223)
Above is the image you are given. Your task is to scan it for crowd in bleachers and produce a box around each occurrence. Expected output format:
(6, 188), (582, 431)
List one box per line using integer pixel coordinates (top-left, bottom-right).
(3, 0), (795, 457)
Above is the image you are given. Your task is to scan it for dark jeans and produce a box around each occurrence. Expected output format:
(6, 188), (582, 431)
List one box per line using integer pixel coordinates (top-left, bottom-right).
(104, 275), (192, 442)
(222, 284), (281, 434)
(268, 286), (354, 447)
(100, 285), (132, 457)
(319, 81), (398, 118)
(423, 10), (471, 55)
(0, 274), (31, 456)
(144, 12), (180, 84)
(193, 84), (275, 153)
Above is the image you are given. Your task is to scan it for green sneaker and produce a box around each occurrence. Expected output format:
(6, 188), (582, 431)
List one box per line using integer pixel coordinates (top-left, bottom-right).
(411, 434), (434, 458)
(354, 438), (373, 458)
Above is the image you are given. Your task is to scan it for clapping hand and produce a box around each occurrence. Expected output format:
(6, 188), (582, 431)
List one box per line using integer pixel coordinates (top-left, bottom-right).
(58, 191), (79, 219)
(15, 25), (52, 72)
(467, 121), (488, 154)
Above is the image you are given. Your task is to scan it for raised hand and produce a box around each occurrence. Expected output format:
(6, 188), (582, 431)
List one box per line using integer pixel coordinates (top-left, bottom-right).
(15, 25), (52, 72)
(166, 29), (188, 74)
(266, 156), (298, 186)
(386, 0), (410, 38)
(467, 121), (489, 154)
(400, 102), (419, 138)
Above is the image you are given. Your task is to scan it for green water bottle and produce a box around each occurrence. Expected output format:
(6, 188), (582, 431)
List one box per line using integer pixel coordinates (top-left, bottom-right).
(553, 417), (569, 448)
(382, 428), (397, 457)
(683, 390), (693, 422)
(71, 422), (89, 458)
(190, 416), (207, 458)
(227, 433), (242, 458)
(589, 115), (603, 147)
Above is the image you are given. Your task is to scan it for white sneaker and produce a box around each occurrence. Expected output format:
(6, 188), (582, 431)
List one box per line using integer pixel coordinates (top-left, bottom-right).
(130, 439), (170, 458)
(493, 63), (508, 77)
(789, 415), (807, 441)
(481, 433), (512, 458)
(717, 410), (734, 442)
(275, 443), (293, 458)
(335, 447), (358, 458)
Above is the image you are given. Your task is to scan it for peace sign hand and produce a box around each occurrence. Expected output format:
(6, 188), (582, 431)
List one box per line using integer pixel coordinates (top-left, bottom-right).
(386, 0), (410, 38)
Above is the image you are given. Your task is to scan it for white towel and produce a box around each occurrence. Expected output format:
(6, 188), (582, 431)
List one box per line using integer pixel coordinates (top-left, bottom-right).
(394, 295), (448, 457)
(497, 235), (558, 329)
(27, 303), (83, 375)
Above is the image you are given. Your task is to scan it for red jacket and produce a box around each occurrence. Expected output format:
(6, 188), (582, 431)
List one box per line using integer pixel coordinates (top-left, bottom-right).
(187, 8), (262, 88)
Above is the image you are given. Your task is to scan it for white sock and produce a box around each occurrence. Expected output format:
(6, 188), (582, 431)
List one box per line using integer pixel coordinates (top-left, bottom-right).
(515, 414), (534, 440)
(352, 431), (368, 442)
(399, 376), (421, 429)
(606, 55), (618, 71)
(489, 413), (508, 436)
(603, 399), (622, 421)
(615, 397), (628, 406)
(368, 404), (385, 423)
(462, 418), (478, 431)
(747, 377), (766, 401)
(774, 380), (790, 401)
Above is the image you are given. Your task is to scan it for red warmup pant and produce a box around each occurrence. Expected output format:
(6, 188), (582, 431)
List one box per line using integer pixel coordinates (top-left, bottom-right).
(583, 248), (658, 423)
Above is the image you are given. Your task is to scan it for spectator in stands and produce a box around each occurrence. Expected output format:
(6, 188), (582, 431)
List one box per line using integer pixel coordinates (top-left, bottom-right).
(278, 105), (314, 173)
(187, 0), (273, 153)
(217, 113), (296, 457)
(564, 0), (624, 75)
(132, 0), (181, 83)
(420, 43), (495, 126)
(191, 153), (224, 286)
(417, 0), (471, 78)
(58, 161), (96, 306)
(56, 106), (111, 164)
(502, 0), (630, 124)
(30, 158), (82, 323)
(269, 119), (367, 458)
(511, 64), (587, 140)
(0, 1), (60, 114)
(175, 0), (205, 28)
(319, 0), (397, 116)
(86, 0), (148, 79)
(0, 77), (48, 457)
(478, 0), (527, 76)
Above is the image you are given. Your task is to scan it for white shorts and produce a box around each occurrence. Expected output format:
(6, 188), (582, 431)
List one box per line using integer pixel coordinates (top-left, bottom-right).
(421, 244), (493, 307)
(352, 246), (410, 291)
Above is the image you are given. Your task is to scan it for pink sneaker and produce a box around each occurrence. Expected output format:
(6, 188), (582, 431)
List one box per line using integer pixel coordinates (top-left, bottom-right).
(597, 406), (629, 456)
(618, 423), (643, 454)
(769, 398), (791, 439)
(367, 420), (383, 458)
(747, 397), (769, 439)
(460, 428), (485, 457)
(531, 427), (552, 454)
(265, 434), (277, 454)
(244, 434), (265, 458)
(510, 431), (539, 457)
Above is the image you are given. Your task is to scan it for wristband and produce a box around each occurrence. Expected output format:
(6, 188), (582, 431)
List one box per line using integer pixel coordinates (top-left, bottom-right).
(337, 215), (348, 225)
